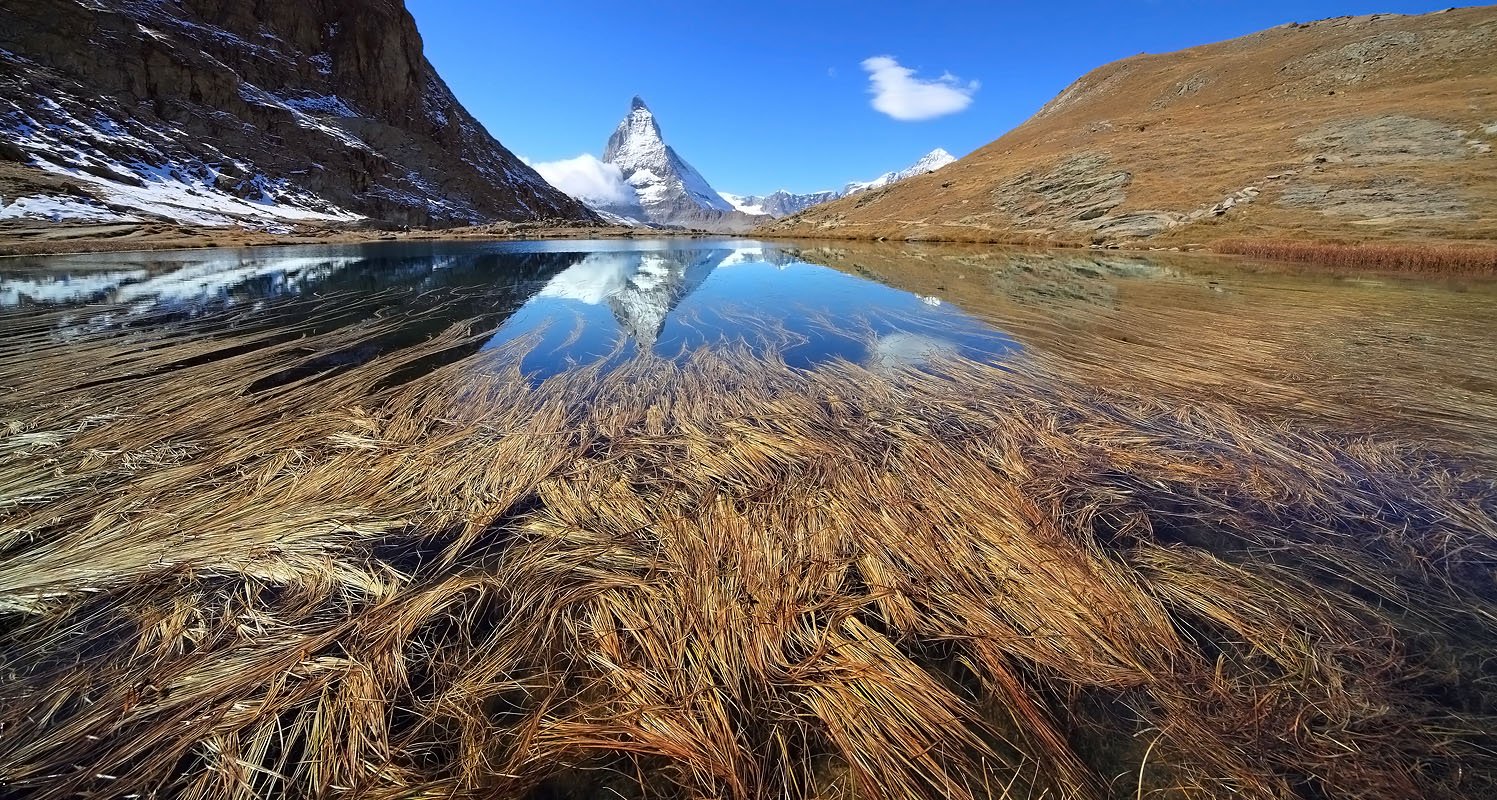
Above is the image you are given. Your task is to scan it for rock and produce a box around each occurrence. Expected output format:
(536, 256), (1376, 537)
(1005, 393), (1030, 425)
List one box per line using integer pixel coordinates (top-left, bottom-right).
(1297, 115), (1472, 164)
(1278, 177), (1471, 220)
(0, 0), (594, 227)
(1093, 211), (1185, 238)
(992, 153), (1131, 231)
(0, 140), (29, 162)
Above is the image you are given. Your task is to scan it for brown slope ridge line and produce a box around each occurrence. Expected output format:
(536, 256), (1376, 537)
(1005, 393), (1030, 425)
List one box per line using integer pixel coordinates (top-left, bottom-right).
(760, 7), (1497, 249)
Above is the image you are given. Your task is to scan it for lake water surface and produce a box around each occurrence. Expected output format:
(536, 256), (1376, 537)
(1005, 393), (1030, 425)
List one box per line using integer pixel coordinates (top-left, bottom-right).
(1, 240), (1018, 380)
(3, 238), (1493, 444)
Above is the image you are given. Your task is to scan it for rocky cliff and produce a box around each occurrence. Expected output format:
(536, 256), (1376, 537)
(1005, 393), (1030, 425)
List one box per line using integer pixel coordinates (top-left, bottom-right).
(759, 8), (1497, 247)
(0, 0), (595, 228)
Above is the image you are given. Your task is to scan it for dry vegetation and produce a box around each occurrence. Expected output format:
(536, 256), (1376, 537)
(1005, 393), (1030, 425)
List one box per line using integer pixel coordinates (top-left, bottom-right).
(1, 267), (1495, 800)
(761, 7), (1497, 251)
(1212, 238), (1497, 274)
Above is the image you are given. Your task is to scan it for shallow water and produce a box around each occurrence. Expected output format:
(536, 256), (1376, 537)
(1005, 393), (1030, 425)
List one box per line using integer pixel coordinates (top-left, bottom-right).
(2, 237), (1495, 443)
(2, 239), (1496, 799)
(0, 240), (1015, 379)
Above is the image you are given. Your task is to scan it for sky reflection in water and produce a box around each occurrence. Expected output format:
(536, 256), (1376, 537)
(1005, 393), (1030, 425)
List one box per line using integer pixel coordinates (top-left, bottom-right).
(0, 239), (1017, 379)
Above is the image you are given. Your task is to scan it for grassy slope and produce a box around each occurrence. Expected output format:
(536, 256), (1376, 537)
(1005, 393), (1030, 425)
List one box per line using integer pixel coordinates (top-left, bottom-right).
(759, 7), (1497, 248)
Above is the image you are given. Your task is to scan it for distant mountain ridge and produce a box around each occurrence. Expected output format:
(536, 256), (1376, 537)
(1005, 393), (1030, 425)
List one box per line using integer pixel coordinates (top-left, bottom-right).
(722, 149), (956, 219)
(0, 0), (593, 229)
(545, 98), (955, 230)
(843, 148), (959, 195)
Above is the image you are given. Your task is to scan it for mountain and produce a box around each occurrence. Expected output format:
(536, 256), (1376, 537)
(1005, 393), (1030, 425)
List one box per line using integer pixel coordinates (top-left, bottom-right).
(595, 98), (765, 232)
(0, 0), (594, 229)
(719, 189), (843, 219)
(842, 148), (958, 195)
(723, 149), (956, 219)
(759, 8), (1497, 247)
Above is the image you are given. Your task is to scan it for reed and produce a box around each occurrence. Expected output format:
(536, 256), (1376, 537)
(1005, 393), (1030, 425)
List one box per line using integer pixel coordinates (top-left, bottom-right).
(1212, 238), (1497, 274)
(0, 293), (1494, 800)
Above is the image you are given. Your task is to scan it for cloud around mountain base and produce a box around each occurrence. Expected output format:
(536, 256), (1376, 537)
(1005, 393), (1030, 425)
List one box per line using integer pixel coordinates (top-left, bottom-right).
(528, 154), (632, 207)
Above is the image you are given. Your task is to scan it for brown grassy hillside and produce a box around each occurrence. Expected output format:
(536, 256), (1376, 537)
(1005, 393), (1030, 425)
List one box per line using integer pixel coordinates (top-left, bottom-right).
(760, 7), (1497, 249)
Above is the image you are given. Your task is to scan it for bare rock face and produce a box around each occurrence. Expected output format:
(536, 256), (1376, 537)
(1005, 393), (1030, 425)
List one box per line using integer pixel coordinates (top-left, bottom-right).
(1278, 178), (1471, 221)
(0, 0), (595, 228)
(1296, 116), (1473, 164)
(990, 153), (1131, 230)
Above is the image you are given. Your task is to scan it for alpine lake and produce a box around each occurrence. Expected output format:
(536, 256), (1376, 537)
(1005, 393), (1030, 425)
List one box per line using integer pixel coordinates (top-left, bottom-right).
(2, 240), (1495, 799)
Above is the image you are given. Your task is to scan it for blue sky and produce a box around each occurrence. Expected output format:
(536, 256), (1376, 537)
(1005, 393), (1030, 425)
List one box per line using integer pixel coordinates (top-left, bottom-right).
(407, 0), (1466, 196)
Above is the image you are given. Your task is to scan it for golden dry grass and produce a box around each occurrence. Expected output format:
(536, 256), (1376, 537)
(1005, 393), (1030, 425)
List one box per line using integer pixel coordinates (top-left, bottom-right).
(1, 279), (1495, 800)
(1212, 238), (1497, 274)
(761, 7), (1497, 250)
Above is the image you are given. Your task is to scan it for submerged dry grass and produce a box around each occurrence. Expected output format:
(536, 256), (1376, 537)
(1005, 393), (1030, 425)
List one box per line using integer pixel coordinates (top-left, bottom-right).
(0, 286), (1495, 800)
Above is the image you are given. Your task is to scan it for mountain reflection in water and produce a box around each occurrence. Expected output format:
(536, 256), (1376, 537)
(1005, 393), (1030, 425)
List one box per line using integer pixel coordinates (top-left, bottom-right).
(0, 240), (1018, 383)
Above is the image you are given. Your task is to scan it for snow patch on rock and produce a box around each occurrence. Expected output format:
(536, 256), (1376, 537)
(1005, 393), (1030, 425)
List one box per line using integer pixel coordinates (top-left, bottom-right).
(0, 195), (140, 223)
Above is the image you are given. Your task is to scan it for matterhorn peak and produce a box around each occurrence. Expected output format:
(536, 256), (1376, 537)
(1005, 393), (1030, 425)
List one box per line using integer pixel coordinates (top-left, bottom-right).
(601, 96), (735, 220)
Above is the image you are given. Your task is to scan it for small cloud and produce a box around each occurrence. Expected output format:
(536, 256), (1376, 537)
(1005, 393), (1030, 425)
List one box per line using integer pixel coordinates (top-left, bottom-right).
(530, 154), (632, 206)
(860, 55), (978, 121)
(827, 66), (838, 78)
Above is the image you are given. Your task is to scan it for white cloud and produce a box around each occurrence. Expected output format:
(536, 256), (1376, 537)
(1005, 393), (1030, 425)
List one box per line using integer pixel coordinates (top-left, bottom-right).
(529, 153), (633, 206)
(860, 56), (978, 121)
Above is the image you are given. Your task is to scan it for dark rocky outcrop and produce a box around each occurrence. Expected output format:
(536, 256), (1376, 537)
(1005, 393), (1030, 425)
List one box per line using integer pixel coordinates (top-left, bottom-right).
(0, 0), (594, 227)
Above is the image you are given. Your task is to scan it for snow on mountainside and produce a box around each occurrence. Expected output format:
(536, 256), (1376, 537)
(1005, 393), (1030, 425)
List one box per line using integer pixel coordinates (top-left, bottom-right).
(720, 189), (842, 219)
(0, 0), (593, 229)
(530, 100), (951, 230)
(723, 149), (957, 219)
(604, 97), (734, 215)
(842, 148), (958, 195)
(591, 98), (764, 232)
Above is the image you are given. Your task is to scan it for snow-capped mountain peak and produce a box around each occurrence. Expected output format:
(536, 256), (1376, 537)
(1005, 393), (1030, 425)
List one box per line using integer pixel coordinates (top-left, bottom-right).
(600, 97), (735, 217)
(604, 100), (667, 164)
(909, 148), (957, 172)
(843, 148), (958, 195)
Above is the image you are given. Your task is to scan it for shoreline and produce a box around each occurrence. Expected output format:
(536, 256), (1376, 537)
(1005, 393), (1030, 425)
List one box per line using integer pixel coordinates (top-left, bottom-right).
(6, 221), (1497, 279)
(0, 220), (733, 260)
